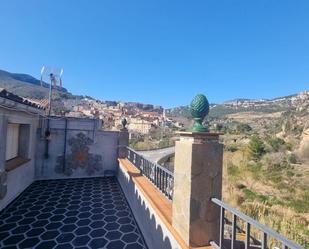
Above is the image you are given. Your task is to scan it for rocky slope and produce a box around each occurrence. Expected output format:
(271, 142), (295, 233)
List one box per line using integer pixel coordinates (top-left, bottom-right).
(166, 91), (309, 118)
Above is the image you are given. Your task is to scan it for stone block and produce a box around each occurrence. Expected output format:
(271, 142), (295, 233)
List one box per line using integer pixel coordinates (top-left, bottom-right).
(172, 132), (223, 247)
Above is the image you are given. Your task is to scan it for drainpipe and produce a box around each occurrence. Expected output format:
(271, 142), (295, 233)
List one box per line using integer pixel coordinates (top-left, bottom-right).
(44, 75), (54, 159)
(62, 118), (68, 173)
(44, 119), (50, 159)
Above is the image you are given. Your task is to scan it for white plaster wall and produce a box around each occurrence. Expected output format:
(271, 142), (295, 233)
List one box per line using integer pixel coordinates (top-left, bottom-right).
(0, 160), (34, 210)
(0, 104), (41, 211)
(117, 161), (183, 249)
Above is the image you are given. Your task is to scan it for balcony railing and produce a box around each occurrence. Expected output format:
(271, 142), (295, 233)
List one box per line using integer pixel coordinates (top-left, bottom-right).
(124, 147), (303, 249)
(210, 198), (303, 249)
(126, 146), (174, 200)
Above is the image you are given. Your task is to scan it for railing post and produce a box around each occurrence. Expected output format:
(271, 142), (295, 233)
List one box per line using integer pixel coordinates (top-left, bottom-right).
(245, 222), (251, 249)
(172, 131), (223, 247)
(118, 128), (129, 159)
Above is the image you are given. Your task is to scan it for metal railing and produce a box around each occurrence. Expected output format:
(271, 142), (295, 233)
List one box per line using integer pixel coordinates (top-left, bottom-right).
(124, 147), (303, 249)
(126, 147), (174, 200)
(210, 198), (303, 249)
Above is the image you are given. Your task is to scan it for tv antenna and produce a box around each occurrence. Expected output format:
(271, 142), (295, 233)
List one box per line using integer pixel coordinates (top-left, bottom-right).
(40, 66), (63, 159)
(40, 66), (64, 115)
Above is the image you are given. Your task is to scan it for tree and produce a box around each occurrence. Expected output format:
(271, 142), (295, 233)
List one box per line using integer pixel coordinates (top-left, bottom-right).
(267, 137), (285, 152)
(236, 123), (252, 133)
(248, 135), (265, 161)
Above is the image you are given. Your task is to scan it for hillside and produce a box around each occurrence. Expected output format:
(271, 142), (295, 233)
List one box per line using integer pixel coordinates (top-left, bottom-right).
(0, 69), (163, 115)
(0, 69), (69, 99)
(166, 91), (309, 118)
(164, 92), (309, 248)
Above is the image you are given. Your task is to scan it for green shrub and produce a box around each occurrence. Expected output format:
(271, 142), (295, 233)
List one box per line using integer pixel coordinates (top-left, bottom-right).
(243, 188), (269, 202)
(226, 144), (238, 152)
(287, 153), (297, 164)
(267, 137), (285, 152)
(227, 162), (240, 177)
(285, 142), (294, 151)
(248, 135), (266, 161)
(236, 123), (252, 133)
(286, 170), (295, 177)
(262, 152), (289, 170)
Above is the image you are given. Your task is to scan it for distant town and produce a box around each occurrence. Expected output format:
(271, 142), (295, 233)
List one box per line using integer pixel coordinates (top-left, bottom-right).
(59, 98), (184, 134)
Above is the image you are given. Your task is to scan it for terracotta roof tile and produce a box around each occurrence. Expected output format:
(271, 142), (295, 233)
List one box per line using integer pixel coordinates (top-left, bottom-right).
(0, 88), (46, 110)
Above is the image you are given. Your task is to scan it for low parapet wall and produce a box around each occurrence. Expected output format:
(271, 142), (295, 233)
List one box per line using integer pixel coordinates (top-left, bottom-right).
(35, 117), (119, 179)
(117, 158), (187, 249)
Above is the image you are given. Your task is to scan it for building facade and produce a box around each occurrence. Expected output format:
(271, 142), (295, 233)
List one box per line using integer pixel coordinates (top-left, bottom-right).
(0, 89), (45, 210)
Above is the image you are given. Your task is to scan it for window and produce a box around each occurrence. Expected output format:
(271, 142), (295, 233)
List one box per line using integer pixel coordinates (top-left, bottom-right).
(5, 123), (31, 171)
(6, 123), (20, 161)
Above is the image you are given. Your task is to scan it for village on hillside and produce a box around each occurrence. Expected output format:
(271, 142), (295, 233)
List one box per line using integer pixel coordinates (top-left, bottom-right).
(61, 98), (184, 134)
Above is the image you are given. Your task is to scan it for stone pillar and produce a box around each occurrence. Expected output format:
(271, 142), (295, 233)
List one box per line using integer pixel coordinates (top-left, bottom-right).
(172, 131), (223, 247)
(118, 129), (129, 158)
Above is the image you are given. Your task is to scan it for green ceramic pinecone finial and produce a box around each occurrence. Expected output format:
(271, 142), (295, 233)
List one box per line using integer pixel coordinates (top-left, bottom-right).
(189, 94), (209, 132)
(121, 117), (127, 129)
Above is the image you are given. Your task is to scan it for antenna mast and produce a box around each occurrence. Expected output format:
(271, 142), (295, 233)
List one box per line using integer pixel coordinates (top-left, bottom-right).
(40, 66), (64, 115)
(40, 66), (63, 159)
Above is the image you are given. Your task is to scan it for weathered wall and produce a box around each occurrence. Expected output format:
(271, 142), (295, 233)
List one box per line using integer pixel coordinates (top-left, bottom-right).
(117, 160), (182, 249)
(35, 118), (119, 179)
(0, 102), (42, 211)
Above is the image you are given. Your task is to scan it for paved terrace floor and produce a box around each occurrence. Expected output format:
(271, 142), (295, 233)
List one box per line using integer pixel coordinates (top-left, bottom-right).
(0, 177), (147, 249)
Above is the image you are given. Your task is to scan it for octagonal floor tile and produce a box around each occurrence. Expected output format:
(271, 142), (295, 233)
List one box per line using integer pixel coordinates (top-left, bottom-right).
(0, 177), (147, 248)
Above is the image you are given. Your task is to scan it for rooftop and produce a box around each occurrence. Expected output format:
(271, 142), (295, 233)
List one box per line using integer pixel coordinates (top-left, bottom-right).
(0, 177), (147, 249)
(0, 88), (46, 110)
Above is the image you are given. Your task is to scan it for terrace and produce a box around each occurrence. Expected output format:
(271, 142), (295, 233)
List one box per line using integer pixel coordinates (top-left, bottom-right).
(0, 91), (304, 249)
(0, 178), (146, 249)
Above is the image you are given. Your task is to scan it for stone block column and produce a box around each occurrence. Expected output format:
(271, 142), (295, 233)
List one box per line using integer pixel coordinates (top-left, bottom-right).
(118, 128), (129, 159)
(172, 131), (223, 247)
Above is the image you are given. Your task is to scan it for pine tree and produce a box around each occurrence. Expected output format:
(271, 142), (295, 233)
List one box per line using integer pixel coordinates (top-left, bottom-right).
(248, 135), (265, 161)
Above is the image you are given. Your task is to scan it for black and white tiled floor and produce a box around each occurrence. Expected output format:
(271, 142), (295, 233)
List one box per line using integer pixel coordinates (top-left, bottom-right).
(0, 177), (147, 249)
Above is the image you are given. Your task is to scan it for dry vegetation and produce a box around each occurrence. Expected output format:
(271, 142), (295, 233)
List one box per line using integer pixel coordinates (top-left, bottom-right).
(166, 92), (309, 248)
(222, 145), (309, 248)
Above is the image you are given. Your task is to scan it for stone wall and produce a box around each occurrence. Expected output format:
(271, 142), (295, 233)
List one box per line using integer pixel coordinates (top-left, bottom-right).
(35, 118), (119, 179)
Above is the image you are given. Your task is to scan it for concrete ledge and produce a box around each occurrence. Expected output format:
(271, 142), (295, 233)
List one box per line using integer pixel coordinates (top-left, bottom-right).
(0, 160), (34, 211)
(5, 157), (31, 172)
(117, 158), (213, 249)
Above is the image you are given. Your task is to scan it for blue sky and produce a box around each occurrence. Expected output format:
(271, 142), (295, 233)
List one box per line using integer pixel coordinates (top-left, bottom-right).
(0, 0), (308, 107)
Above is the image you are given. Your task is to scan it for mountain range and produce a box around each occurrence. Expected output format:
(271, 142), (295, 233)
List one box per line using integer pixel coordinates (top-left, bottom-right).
(0, 68), (308, 118)
(165, 91), (309, 118)
(0, 69), (68, 99)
